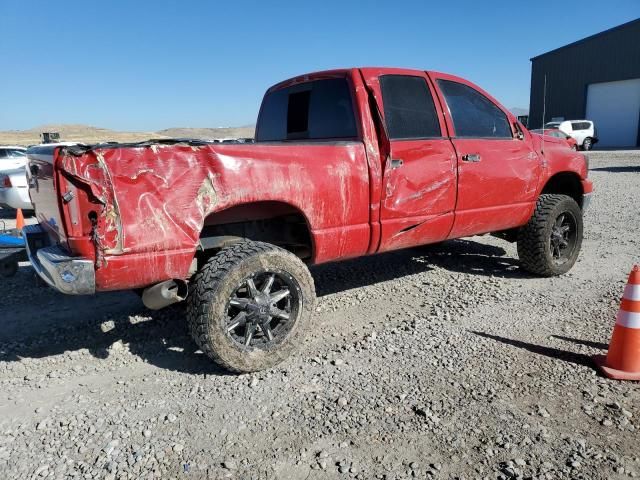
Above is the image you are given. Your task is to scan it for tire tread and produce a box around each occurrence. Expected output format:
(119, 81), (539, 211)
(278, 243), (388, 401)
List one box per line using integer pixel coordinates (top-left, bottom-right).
(517, 194), (582, 276)
(186, 241), (315, 373)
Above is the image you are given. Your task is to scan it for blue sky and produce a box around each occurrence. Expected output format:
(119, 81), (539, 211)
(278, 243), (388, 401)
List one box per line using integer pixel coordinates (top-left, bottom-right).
(1, 1), (638, 131)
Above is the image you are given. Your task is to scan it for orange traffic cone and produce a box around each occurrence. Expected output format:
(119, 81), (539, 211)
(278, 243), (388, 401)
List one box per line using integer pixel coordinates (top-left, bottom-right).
(595, 265), (640, 380)
(15, 208), (25, 230)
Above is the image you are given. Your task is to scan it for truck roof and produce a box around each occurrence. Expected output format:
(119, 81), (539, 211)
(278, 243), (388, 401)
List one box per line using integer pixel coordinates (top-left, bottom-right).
(267, 67), (467, 93)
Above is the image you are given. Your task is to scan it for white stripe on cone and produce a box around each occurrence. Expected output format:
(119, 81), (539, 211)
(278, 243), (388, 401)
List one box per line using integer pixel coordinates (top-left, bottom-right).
(616, 310), (640, 329)
(623, 284), (640, 301)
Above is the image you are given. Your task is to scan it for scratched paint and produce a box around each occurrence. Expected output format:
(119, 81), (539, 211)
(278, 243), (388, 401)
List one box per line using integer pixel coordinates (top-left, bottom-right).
(54, 140), (372, 289)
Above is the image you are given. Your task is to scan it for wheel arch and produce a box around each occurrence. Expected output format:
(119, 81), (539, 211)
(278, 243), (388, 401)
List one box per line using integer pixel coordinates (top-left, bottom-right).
(198, 200), (316, 261)
(540, 172), (584, 208)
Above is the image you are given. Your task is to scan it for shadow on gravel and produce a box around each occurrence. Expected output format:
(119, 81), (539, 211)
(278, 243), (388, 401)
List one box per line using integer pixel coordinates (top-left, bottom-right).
(85, 305), (231, 377)
(590, 166), (640, 173)
(312, 248), (434, 296)
(471, 331), (594, 368)
(313, 238), (531, 296)
(552, 335), (608, 350)
(0, 289), (230, 376)
(1, 237), (528, 373)
(420, 239), (535, 279)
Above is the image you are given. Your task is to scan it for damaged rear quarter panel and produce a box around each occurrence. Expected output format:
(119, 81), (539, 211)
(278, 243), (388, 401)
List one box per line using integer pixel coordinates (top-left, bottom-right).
(59, 141), (371, 290)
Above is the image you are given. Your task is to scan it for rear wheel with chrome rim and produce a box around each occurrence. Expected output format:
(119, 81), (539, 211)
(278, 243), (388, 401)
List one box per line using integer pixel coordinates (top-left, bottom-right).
(226, 271), (299, 348)
(187, 241), (315, 373)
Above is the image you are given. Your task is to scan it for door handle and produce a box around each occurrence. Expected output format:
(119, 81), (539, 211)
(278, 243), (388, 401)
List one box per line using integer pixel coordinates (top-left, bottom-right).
(390, 158), (403, 169)
(462, 153), (481, 163)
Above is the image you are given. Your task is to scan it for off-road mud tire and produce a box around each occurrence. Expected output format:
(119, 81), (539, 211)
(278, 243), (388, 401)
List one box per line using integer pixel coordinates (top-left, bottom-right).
(517, 194), (583, 276)
(187, 241), (316, 373)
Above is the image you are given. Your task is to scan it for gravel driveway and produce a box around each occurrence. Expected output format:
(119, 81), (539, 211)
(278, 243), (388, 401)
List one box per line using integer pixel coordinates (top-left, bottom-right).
(1, 151), (639, 480)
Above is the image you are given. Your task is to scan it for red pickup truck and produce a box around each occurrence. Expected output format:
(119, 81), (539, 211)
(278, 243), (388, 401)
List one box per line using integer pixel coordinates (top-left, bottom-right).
(25, 67), (592, 372)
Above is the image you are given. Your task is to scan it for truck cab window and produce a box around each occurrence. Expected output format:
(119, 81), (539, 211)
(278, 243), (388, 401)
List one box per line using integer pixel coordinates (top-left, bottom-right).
(379, 75), (441, 139)
(287, 91), (311, 138)
(256, 78), (357, 141)
(438, 80), (512, 139)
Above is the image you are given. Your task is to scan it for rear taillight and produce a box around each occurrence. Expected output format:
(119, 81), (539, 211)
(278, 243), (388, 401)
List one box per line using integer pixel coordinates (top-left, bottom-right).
(1, 176), (11, 188)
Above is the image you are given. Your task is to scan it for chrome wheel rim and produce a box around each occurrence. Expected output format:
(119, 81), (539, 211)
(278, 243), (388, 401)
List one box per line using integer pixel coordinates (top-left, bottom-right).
(549, 211), (578, 265)
(225, 271), (300, 348)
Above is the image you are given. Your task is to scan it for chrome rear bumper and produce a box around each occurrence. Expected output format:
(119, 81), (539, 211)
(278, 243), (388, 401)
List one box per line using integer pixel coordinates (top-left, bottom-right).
(23, 224), (95, 295)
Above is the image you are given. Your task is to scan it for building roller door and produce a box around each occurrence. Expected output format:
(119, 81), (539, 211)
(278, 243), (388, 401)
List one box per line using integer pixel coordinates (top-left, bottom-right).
(585, 78), (640, 147)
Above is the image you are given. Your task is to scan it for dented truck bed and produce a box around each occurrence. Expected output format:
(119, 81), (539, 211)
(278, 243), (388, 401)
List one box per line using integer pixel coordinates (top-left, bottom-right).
(25, 137), (373, 292)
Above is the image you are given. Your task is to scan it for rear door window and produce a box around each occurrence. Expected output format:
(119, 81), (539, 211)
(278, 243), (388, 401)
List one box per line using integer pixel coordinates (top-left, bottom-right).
(438, 80), (512, 138)
(379, 75), (441, 139)
(256, 78), (358, 141)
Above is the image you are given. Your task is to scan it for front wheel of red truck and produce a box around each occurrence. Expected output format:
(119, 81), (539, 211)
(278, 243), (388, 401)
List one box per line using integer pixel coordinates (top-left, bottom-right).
(517, 194), (583, 276)
(187, 241), (316, 373)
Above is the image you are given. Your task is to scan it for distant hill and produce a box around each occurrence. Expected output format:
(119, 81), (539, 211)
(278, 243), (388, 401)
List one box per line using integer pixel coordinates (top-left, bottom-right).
(0, 124), (255, 146)
(510, 107), (529, 117)
(157, 126), (254, 140)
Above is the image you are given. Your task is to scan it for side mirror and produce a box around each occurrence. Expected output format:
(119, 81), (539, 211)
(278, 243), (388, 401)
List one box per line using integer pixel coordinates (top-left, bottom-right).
(513, 122), (525, 140)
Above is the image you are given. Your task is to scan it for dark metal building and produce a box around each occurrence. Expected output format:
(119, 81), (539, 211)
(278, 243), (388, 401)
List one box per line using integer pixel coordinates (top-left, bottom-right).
(529, 18), (640, 147)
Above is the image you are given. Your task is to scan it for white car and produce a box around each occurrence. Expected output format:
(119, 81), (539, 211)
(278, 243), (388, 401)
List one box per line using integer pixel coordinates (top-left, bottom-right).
(0, 142), (80, 212)
(544, 120), (598, 151)
(13, 142), (80, 212)
(0, 146), (28, 172)
(0, 167), (32, 211)
(0, 146), (32, 211)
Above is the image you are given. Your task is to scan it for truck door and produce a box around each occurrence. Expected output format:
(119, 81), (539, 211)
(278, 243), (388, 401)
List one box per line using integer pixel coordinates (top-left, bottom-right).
(360, 69), (457, 253)
(429, 72), (542, 238)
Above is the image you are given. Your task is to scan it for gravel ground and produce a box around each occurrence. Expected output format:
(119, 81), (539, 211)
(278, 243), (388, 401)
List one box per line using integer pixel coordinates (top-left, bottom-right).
(0, 150), (639, 480)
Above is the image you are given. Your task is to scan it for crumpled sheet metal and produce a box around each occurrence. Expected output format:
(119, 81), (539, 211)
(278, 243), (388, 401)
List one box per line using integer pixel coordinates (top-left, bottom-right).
(58, 142), (372, 288)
